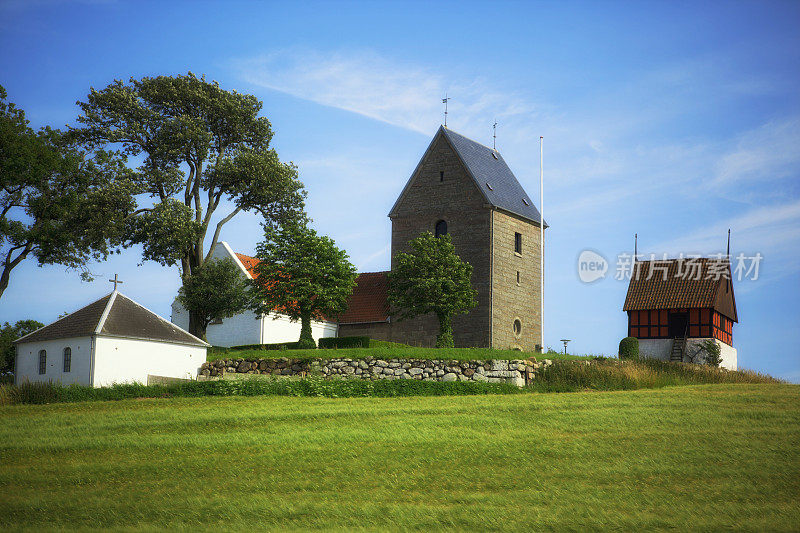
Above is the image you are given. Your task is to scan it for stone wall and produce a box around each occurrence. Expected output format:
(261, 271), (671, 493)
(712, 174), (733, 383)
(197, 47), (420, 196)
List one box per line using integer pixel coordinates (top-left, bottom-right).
(199, 357), (555, 387)
(491, 209), (543, 352)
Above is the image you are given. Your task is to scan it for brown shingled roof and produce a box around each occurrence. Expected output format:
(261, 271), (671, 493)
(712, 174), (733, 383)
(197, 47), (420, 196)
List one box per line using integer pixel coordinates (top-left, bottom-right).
(338, 271), (390, 324)
(16, 292), (208, 346)
(623, 258), (737, 321)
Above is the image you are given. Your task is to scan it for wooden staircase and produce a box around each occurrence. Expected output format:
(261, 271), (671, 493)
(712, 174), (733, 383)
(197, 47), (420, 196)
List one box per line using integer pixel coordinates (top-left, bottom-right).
(670, 337), (687, 362)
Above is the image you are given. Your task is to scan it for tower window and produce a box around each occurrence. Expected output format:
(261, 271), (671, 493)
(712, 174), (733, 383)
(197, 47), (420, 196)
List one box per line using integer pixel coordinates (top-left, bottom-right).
(515, 232), (522, 254)
(439, 171), (444, 182)
(517, 271), (520, 284)
(513, 319), (522, 336)
(63, 347), (71, 373)
(435, 220), (448, 238)
(38, 350), (47, 375)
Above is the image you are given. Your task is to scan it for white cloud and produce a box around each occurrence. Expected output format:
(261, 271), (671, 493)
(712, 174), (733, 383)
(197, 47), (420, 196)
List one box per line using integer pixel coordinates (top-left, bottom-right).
(233, 48), (545, 137)
(714, 117), (800, 187)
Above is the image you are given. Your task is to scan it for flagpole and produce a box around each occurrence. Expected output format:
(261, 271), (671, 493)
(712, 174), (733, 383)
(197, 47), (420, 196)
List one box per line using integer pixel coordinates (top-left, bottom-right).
(539, 136), (544, 353)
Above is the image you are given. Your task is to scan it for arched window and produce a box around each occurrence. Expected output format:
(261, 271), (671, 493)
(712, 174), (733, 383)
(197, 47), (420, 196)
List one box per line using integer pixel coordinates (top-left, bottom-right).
(513, 319), (522, 337)
(38, 350), (47, 375)
(63, 347), (71, 373)
(435, 220), (448, 238)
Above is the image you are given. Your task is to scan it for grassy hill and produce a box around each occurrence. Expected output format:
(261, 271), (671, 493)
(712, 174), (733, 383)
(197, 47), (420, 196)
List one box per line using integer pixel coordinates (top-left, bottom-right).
(1, 384), (798, 530)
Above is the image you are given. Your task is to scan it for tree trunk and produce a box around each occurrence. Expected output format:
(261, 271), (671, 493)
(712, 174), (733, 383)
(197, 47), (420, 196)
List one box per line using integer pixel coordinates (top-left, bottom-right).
(436, 313), (454, 348)
(298, 309), (315, 348)
(0, 244), (31, 302)
(188, 309), (208, 341)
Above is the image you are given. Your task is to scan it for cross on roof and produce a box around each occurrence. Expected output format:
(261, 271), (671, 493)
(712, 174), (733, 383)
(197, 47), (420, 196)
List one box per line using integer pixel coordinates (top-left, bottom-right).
(108, 274), (124, 291)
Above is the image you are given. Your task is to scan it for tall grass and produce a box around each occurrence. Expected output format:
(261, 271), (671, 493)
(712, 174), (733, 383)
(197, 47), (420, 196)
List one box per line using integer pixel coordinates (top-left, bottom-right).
(531, 358), (781, 392)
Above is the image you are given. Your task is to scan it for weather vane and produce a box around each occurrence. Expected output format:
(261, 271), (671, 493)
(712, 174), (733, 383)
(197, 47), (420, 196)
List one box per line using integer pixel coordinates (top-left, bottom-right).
(493, 120), (498, 150)
(108, 274), (124, 291)
(442, 94), (451, 127)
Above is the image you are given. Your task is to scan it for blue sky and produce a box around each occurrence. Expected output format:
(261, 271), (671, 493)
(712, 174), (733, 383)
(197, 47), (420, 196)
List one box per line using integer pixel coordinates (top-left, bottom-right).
(1, 0), (798, 380)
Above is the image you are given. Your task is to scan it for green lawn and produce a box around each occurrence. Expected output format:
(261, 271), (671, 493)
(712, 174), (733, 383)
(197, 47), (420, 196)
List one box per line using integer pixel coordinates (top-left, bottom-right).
(208, 344), (589, 362)
(1, 384), (798, 531)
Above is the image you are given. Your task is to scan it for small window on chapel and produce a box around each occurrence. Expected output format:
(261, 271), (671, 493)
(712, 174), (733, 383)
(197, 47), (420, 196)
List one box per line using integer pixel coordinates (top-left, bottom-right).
(63, 347), (71, 373)
(515, 232), (522, 255)
(435, 220), (448, 238)
(439, 171), (444, 182)
(38, 350), (47, 375)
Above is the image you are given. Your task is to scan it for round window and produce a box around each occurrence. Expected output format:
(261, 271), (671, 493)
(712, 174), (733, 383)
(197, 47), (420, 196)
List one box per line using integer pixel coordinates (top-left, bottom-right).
(513, 319), (522, 336)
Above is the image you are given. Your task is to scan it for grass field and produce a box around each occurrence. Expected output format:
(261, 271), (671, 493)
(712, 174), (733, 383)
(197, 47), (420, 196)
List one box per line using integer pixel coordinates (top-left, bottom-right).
(1, 384), (798, 531)
(207, 344), (589, 362)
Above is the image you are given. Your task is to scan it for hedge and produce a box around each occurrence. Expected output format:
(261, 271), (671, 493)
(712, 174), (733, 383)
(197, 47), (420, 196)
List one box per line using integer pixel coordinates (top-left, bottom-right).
(318, 336), (370, 349)
(229, 342), (303, 351)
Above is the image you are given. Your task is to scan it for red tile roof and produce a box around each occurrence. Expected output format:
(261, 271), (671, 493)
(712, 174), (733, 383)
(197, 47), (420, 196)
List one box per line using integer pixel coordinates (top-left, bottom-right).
(337, 271), (390, 324)
(623, 258), (737, 321)
(235, 253), (259, 278)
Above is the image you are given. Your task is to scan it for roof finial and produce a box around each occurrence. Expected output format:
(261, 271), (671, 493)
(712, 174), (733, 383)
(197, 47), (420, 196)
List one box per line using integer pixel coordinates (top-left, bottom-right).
(442, 93), (451, 127)
(727, 228), (731, 258)
(493, 120), (498, 150)
(634, 233), (638, 260)
(108, 274), (124, 291)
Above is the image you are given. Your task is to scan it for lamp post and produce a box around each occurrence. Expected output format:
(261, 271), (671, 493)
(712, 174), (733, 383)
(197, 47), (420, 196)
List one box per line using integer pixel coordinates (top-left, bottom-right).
(559, 339), (571, 355)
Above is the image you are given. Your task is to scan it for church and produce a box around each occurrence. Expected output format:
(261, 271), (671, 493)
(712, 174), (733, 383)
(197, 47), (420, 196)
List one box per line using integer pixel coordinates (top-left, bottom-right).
(172, 126), (546, 351)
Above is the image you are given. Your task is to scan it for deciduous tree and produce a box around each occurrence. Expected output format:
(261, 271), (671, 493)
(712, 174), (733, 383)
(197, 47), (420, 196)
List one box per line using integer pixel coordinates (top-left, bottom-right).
(250, 222), (357, 348)
(71, 73), (306, 337)
(388, 232), (477, 348)
(0, 86), (137, 300)
(0, 319), (44, 373)
(177, 258), (253, 342)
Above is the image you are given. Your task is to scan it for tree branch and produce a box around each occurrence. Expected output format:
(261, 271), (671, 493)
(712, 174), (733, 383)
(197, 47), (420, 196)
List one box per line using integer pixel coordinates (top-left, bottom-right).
(203, 206), (242, 264)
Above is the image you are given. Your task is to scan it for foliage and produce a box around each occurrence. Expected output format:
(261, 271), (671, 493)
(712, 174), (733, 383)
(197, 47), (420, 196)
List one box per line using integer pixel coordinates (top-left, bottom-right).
(0, 85), (137, 300)
(177, 258), (253, 341)
(692, 339), (723, 367)
(227, 342), (303, 351)
(1, 386), (798, 531)
(530, 358), (781, 393)
(318, 336), (370, 349)
(618, 336), (639, 360)
(0, 320), (44, 372)
(250, 221), (357, 347)
(388, 232), (477, 348)
(70, 73), (306, 335)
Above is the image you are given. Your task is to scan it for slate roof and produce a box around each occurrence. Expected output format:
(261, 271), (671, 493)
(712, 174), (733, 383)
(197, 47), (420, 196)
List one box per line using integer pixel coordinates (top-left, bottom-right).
(623, 258), (737, 321)
(391, 126), (547, 226)
(337, 272), (390, 324)
(16, 292), (208, 346)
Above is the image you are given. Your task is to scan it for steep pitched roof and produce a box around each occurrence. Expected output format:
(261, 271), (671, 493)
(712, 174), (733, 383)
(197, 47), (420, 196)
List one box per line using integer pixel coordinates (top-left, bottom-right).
(16, 292), (209, 346)
(390, 126), (547, 227)
(623, 258), (738, 322)
(337, 271), (390, 324)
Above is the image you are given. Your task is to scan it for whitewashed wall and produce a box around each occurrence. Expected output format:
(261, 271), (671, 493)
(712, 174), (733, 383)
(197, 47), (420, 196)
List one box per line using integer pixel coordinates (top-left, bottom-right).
(92, 336), (206, 387)
(639, 338), (737, 371)
(15, 336), (92, 386)
(170, 241), (338, 347)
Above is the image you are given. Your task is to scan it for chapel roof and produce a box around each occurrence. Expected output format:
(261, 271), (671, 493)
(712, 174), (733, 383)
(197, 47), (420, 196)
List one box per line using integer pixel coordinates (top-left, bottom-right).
(337, 271), (390, 324)
(16, 292), (209, 346)
(623, 258), (738, 322)
(390, 126), (547, 227)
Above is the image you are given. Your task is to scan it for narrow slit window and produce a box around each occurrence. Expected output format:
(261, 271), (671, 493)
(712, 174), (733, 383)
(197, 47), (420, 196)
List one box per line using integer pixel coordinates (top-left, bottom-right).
(38, 350), (46, 375)
(515, 232), (522, 254)
(516, 271), (520, 284)
(63, 347), (71, 373)
(439, 171), (444, 182)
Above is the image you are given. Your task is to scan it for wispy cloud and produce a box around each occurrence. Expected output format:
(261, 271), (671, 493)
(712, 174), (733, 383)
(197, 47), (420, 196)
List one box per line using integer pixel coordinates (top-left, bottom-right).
(233, 48), (543, 136)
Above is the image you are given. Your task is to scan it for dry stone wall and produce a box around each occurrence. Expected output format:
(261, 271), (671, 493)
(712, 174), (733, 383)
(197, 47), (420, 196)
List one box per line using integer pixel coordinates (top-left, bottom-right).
(199, 356), (555, 387)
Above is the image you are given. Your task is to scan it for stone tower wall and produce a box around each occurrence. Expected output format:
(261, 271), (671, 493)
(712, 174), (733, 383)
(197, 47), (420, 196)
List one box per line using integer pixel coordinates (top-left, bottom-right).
(490, 209), (543, 351)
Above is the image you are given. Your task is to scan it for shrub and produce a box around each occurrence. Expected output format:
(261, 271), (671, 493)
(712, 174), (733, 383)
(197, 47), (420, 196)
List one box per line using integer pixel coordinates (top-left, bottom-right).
(230, 342), (303, 351)
(319, 336), (370, 349)
(700, 339), (723, 367)
(297, 337), (316, 350)
(619, 337), (639, 360)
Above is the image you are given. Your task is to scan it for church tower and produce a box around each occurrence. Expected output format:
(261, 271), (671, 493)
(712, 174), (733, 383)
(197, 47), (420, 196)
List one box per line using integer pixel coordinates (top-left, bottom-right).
(388, 126), (546, 350)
